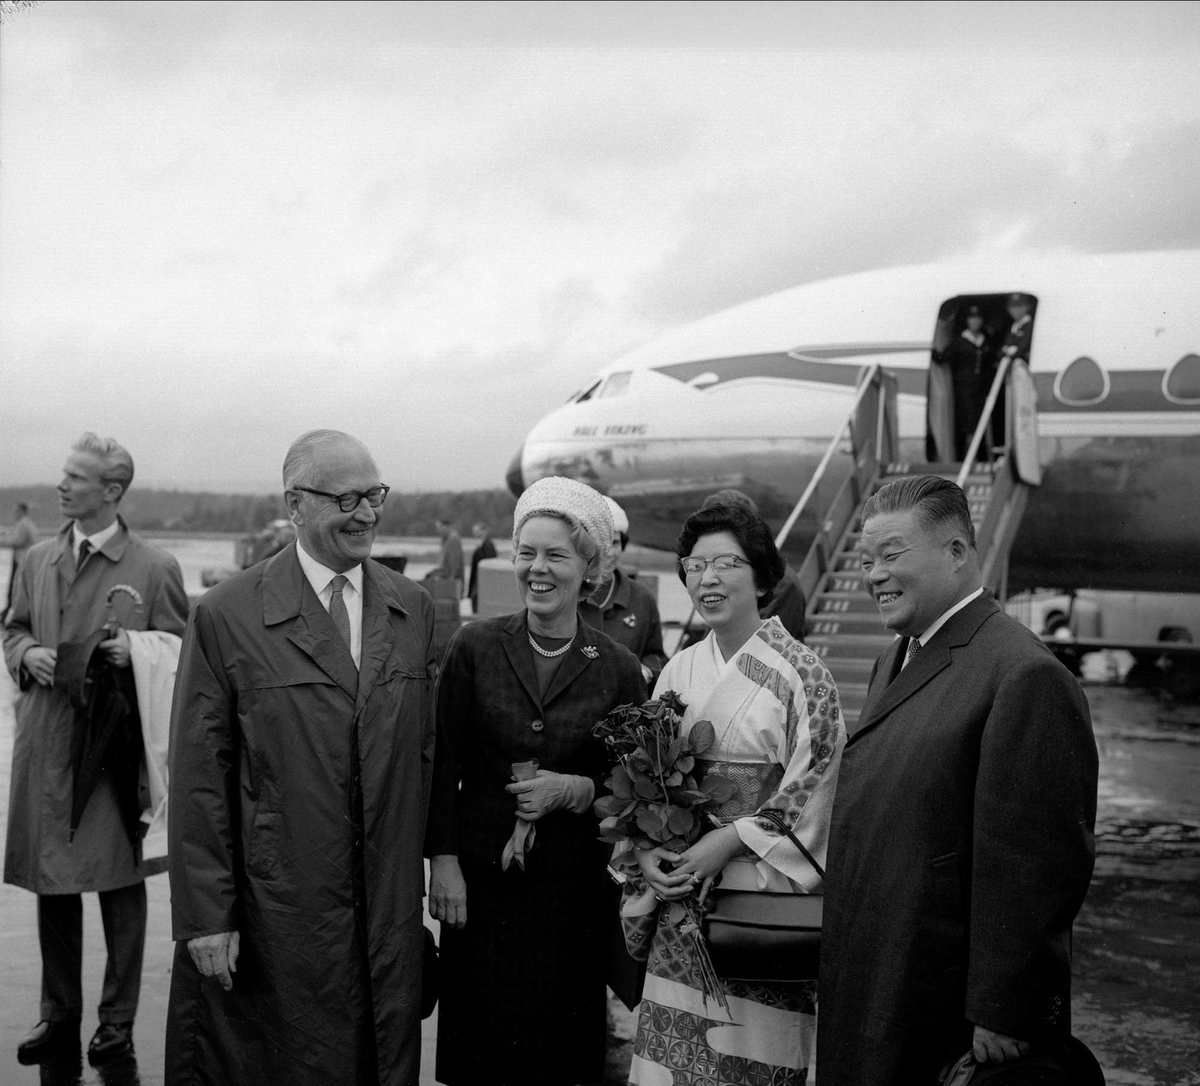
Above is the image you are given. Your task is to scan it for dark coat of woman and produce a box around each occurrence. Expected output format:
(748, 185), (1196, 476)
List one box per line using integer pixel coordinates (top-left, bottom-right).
(426, 611), (646, 1086)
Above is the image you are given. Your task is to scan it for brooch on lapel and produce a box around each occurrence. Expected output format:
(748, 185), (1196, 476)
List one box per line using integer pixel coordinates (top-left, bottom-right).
(581, 645), (599, 659)
(623, 615), (637, 628)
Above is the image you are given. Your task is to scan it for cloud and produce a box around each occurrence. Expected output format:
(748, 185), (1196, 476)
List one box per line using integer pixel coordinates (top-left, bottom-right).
(1029, 119), (1200, 253)
(4, 4), (1200, 494)
(625, 73), (1200, 324)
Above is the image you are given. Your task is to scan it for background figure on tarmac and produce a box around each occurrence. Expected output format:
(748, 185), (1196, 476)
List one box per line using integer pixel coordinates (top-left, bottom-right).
(165, 430), (437, 1086)
(818, 475), (1098, 1084)
(466, 521), (496, 614)
(435, 516), (465, 599)
(3, 501), (38, 617)
(3, 433), (187, 1074)
(578, 496), (666, 686)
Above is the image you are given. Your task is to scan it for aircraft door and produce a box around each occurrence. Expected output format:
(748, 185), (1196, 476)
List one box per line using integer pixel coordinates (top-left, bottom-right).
(926, 292), (1037, 463)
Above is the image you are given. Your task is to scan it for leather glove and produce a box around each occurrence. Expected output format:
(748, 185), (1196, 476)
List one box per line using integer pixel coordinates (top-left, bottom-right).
(505, 770), (595, 821)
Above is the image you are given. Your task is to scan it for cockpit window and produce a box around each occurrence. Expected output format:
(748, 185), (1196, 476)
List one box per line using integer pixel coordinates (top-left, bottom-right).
(1163, 353), (1200, 404)
(571, 379), (603, 404)
(597, 371), (632, 399)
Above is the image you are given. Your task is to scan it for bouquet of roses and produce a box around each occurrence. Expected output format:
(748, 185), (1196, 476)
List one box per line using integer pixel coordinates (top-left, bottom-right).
(592, 690), (735, 1011)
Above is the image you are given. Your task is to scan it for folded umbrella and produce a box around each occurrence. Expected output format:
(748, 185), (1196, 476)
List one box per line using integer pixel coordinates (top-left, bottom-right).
(54, 627), (147, 853)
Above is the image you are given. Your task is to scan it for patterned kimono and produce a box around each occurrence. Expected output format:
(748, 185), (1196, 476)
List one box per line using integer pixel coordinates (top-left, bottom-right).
(629, 617), (845, 1086)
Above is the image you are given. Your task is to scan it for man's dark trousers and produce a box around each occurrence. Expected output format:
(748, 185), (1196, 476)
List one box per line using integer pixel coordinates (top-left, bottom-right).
(38, 884), (147, 1023)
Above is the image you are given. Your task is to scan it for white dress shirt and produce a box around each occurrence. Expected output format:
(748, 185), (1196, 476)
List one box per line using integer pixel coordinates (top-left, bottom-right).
(72, 518), (121, 561)
(903, 586), (985, 668)
(295, 541), (364, 668)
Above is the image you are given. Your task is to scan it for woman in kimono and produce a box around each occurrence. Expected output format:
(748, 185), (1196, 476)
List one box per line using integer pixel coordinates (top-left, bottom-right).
(629, 501), (845, 1086)
(426, 476), (646, 1086)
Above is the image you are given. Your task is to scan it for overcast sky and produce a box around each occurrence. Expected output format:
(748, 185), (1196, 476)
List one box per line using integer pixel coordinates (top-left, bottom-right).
(2, 1), (1199, 493)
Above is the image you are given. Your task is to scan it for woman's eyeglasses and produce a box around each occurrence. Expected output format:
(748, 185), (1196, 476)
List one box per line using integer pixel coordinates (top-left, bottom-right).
(679, 554), (749, 576)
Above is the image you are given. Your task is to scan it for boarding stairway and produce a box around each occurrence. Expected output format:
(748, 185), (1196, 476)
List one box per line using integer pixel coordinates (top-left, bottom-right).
(779, 356), (1040, 731)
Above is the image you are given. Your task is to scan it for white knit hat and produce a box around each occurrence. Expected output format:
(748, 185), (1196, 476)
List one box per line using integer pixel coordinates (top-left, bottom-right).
(602, 495), (629, 537)
(512, 477), (614, 567)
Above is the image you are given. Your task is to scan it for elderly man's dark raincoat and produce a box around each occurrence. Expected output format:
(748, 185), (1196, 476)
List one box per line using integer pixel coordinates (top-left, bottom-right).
(165, 544), (436, 1086)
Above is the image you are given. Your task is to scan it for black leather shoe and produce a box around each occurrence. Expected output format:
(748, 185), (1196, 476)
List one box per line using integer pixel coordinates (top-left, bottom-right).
(16, 1019), (81, 1066)
(88, 1022), (134, 1067)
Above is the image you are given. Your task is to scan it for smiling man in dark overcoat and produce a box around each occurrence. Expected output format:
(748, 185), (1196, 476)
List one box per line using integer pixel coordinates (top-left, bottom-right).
(165, 429), (436, 1086)
(817, 475), (1098, 1085)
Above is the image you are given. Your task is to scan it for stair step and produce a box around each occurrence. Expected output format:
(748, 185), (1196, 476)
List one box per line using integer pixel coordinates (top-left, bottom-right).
(882, 461), (996, 479)
(807, 613), (893, 637)
(822, 657), (876, 684)
(806, 632), (896, 657)
(817, 572), (866, 595)
(834, 682), (870, 708)
(812, 593), (879, 615)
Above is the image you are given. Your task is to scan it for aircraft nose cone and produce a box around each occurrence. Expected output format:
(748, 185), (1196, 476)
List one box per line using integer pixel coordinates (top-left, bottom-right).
(506, 447), (526, 498)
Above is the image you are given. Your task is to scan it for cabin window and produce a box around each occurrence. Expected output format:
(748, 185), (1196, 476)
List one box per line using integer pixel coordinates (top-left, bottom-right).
(1054, 356), (1109, 406)
(597, 371), (632, 398)
(1163, 353), (1200, 404)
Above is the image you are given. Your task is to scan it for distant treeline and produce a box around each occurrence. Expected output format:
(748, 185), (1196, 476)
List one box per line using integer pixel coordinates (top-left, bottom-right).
(0, 486), (516, 538)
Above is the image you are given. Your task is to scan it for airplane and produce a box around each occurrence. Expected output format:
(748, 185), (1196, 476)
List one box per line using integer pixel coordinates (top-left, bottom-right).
(507, 249), (1200, 608)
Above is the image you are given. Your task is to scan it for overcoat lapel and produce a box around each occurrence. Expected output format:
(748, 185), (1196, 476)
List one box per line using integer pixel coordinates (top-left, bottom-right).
(542, 615), (598, 706)
(356, 561), (410, 712)
(51, 527), (74, 612)
(263, 545), (359, 700)
(853, 595), (1000, 742)
(501, 611), (543, 710)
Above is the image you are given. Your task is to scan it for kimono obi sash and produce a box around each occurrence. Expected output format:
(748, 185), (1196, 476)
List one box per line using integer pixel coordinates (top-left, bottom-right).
(695, 758), (784, 821)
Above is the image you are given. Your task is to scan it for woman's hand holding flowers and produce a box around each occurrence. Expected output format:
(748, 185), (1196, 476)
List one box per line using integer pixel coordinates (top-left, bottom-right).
(671, 824), (747, 904)
(634, 845), (693, 901)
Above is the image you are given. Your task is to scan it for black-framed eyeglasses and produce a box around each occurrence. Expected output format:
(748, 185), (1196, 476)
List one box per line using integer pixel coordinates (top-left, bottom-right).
(293, 485), (390, 512)
(679, 554), (750, 576)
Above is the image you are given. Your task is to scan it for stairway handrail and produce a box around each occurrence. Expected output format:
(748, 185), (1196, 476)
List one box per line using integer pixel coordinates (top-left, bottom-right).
(774, 363), (884, 550)
(955, 354), (1013, 489)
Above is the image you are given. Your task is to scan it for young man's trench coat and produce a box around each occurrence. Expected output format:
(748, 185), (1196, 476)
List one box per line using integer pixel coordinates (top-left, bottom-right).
(165, 544), (436, 1086)
(3, 519), (187, 894)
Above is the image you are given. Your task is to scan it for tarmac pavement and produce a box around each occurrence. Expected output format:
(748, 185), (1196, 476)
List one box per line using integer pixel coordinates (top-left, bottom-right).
(2, 665), (1197, 1084)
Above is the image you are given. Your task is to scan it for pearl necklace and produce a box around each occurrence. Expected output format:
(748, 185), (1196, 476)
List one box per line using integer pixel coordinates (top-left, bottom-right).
(527, 629), (575, 658)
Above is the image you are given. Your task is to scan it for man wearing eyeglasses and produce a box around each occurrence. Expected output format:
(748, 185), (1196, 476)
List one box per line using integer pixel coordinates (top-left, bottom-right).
(165, 429), (437, 1086)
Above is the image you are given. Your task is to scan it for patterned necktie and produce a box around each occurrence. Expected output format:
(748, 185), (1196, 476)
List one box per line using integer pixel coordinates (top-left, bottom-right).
(904, 637), (921, 668)
(76, 539), (93, 574)
(328, 574), (352, 654)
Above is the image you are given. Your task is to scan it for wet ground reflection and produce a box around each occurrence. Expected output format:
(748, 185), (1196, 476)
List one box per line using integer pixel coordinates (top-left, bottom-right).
(1071, 685), (1200, 1086)
(35, 1053), (140, 1086)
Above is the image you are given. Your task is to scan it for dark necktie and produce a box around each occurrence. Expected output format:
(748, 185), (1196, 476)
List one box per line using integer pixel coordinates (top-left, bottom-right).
(76, 539), (93, 574)
(904, 637), (921, 668)
(328, 574), (352, 655)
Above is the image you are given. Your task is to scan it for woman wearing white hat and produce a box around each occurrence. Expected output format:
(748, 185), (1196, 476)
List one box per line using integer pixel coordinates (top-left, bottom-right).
(426, 477), (646, 1086)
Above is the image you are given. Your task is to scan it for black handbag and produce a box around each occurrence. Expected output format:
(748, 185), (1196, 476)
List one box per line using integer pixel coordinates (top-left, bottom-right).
(702, 808), (824, 983)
